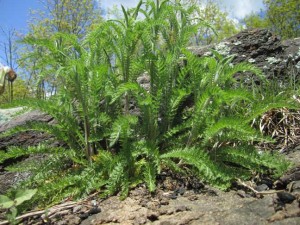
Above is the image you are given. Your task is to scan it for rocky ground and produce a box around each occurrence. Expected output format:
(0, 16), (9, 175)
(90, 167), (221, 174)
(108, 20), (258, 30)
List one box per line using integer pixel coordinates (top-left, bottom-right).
(1, 163), (300, 225)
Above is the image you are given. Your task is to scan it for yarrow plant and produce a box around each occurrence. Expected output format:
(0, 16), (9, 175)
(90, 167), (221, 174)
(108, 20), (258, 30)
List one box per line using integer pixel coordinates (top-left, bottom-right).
(0, 0), (296, 207)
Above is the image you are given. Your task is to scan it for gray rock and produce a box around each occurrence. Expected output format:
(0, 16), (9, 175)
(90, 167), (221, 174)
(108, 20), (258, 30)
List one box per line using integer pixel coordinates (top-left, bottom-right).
(56, 214), (81, 225)
(287, 180), (300, 193)
(80, 196), (150, 225)
(0, 107), (24, 125)
(271, 217), (300, 225)
(0, 110), (53, 133)
(0, 110), (59, 150)
(268, 201), (300, 224)
(0, 110), (62, 193)
(256, 184), (269, 192)
(188, 29), (300, 82)
(276, 166), (300, 188)
(277, 192), (296, 204)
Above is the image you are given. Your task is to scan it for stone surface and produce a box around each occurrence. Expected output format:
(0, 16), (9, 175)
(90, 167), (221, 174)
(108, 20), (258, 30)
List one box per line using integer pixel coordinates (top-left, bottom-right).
(79, 189), (281, 225)
(0, 109), (53, 133)
(0, 110), (55, 150)
(188, 29), (300, 81)
(0, 109), (59, 193)
(0, 107), (24, 125)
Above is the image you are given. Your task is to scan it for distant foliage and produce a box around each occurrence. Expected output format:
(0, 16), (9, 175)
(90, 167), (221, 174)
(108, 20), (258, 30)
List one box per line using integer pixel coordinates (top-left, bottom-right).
(0, 79), (31, 104)
(18, 0), (102, 99)
(244, 0), (300, 39)
(185, 0), (242, 45)
(243, 13), (269, 30)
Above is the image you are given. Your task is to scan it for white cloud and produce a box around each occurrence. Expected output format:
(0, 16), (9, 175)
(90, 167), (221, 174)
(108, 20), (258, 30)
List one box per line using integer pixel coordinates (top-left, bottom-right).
(100, 0), (265, 19)
(221, 0), (265, 19)
(101, 0), (138, 9)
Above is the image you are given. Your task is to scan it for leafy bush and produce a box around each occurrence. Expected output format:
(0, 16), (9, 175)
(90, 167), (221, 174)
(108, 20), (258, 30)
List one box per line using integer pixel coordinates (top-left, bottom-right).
(0, 189), (37, 224)
(0, 0), (295, 206)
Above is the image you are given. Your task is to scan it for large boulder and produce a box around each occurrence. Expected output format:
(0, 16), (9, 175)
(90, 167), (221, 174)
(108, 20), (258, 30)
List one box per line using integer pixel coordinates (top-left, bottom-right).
(188, 28), (300, 80)
(0, 109), (55, 150)
(0, 109), (57, 193)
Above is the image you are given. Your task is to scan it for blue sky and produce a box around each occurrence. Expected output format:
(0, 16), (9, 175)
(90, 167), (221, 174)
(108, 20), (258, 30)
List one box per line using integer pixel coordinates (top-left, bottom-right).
(0, 0), (265, 65)
(0, 0), (265, 33)
(101, 0), (265, 19)
(0, 0), (43, 64)
(0, 0), (42, 33)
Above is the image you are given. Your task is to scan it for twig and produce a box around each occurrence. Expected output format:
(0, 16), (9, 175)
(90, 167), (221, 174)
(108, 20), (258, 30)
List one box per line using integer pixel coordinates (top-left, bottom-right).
(237, 179), (284, 195)
(0, 199), (86, 225)
(0, 191), (103, 224)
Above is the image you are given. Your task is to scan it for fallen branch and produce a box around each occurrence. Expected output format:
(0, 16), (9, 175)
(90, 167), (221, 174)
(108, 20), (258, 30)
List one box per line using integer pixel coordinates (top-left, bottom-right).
(237, 179), (284, 195)
(0, 201), (81, 225)
(0, 191), (104, 225)
(0, 191), (103, 225)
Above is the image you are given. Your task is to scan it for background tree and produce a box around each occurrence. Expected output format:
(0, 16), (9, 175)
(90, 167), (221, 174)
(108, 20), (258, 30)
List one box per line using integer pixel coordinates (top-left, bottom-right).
(0, 28), (19, 68)
(244, 0), (300, 39)
(264, 0), (300, 39)
(0, 79), (30, 104)
(243, 12), (268, 30)
(186, 0), (241, 45)
(19, 0), (102, 99)
(0, 27), (20, 102)
(31, 0), (102, 36)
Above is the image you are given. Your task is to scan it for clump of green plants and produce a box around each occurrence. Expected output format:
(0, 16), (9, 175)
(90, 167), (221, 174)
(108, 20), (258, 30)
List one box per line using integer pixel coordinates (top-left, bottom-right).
(0, 189), (37, 224)
(0, 0), (296, 207)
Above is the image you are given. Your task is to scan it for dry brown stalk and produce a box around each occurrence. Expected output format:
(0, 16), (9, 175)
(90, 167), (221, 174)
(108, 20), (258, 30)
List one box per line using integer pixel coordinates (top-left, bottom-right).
(0, 191), (100, 225)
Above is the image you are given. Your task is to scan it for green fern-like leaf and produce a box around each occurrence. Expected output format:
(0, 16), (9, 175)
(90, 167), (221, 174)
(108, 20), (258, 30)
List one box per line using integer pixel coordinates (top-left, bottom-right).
(0, 145), (63, 164)
(143, 162), (157, 192)
(203, 117), (266, 144)
(161, 147), (232, 190)
(105, 162), (126, 196)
